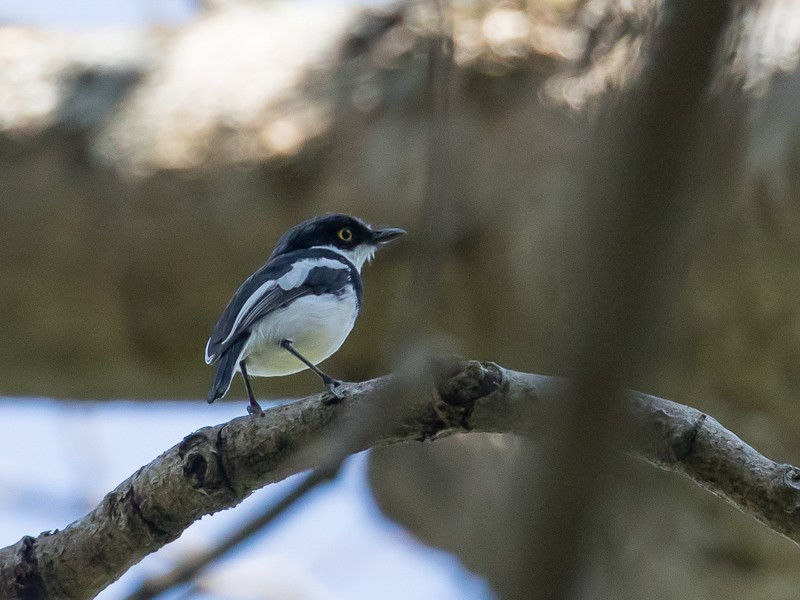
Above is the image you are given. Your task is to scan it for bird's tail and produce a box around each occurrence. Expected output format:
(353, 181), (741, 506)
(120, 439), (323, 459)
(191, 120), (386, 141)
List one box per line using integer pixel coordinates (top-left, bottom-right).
(207, 336), (248, 404)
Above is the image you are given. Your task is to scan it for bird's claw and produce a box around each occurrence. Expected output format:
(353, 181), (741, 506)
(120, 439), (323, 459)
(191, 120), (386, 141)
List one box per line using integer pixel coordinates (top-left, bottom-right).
(323, 379), (347, 405)
(247, 399), (264, 416)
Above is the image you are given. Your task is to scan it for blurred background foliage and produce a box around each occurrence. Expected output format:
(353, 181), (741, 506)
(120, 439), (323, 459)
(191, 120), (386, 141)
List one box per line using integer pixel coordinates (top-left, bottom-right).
(3, 0), (800, 597)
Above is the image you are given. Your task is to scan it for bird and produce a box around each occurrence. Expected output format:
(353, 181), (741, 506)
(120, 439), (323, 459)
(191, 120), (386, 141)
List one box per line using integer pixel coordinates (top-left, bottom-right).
(204, 213), (406, 414)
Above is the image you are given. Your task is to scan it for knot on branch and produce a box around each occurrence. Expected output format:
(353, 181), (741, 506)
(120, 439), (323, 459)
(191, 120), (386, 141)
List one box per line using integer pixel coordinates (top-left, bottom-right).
(126, 486), (172, 541)
(11, 536), (45, 600)
(782, 465), (800, 491)
(669, 412), (707, 464)
(777, 465), (800, 513)
(178, 428), (232, 495)
(434, 358), (503, 408)
(418, 358), (505, 437)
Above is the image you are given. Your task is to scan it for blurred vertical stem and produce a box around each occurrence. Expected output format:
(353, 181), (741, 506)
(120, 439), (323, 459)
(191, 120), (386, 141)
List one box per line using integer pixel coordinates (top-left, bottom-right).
(504, 1), (738, 599)
(401, 0), (454, 339)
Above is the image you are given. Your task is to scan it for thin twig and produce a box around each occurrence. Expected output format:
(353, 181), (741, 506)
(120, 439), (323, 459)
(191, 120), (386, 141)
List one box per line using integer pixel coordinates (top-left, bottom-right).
(124, 461), (343, 600)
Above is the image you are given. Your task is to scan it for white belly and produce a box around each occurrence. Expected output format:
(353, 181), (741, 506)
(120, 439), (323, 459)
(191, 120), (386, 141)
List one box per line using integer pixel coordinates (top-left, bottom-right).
(240, 292), (358, 377)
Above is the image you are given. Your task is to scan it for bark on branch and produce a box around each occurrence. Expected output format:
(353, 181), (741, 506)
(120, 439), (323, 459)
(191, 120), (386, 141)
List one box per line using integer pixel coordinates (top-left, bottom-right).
(1, 359), (799, 599)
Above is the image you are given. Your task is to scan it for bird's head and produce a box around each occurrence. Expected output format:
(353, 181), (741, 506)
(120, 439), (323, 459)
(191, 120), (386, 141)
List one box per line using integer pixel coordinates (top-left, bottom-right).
(270, 213), (406, 270)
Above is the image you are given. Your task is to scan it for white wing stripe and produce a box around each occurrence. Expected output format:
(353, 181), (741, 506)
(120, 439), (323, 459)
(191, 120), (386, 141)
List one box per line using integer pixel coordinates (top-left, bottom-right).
(277, 257), (349, 291)
(215, 279), (278, 352)
(213, 257), (350, 355)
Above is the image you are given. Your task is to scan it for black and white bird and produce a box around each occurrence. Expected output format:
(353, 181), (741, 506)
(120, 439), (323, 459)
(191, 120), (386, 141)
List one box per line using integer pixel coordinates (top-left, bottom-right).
(205, 213), (405, 414)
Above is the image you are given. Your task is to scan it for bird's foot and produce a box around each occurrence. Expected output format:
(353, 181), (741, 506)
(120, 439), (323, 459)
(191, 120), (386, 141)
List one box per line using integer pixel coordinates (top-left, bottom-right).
(322, 378), (347, 405)
(247, 398), (264, 416)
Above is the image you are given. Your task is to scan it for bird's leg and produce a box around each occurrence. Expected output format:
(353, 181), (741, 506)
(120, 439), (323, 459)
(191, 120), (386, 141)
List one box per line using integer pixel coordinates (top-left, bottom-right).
(280, 339), (346, 402)
(239, 361), (263, 416)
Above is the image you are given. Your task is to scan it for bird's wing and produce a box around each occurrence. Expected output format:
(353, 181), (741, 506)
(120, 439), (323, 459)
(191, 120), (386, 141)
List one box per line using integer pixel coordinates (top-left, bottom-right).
(205, 253), (353, 364)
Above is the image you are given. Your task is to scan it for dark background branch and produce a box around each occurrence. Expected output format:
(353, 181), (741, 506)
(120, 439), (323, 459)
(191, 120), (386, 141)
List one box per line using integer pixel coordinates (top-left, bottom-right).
(511, 1), (738, 598)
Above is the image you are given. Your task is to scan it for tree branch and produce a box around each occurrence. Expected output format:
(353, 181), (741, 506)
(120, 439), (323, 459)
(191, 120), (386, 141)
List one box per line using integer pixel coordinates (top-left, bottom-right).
(1, 359), (798, 599)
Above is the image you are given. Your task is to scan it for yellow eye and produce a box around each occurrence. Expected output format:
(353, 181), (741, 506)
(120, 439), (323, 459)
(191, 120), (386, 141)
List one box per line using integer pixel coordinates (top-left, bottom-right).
(337, 227), (353, 242)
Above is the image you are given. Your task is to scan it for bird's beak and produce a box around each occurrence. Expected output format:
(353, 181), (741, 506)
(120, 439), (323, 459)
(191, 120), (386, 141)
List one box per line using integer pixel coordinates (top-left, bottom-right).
(371, 227), (406, 245)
